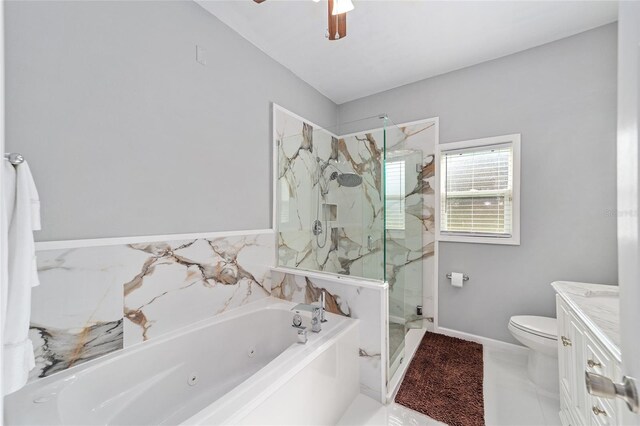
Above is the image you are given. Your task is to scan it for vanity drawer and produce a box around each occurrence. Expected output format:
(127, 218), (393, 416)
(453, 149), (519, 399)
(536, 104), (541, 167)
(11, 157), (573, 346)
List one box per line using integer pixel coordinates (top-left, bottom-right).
(585, 332), (613, 377)
(589, 396), (617, 426)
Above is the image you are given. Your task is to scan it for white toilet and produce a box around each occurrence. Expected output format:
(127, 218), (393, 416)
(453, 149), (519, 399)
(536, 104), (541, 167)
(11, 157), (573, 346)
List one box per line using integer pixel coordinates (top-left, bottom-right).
(508, 315), (559, 394)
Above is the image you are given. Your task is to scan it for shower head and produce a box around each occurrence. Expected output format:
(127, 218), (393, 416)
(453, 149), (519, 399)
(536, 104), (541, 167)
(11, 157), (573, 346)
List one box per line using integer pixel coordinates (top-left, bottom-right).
(318, 158), (362, 188)
(336, 173), (363, 187)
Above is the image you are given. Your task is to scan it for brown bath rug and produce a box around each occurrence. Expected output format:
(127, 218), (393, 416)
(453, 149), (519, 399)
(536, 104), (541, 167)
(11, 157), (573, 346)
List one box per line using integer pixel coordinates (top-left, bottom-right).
(395, 332), (484, 426)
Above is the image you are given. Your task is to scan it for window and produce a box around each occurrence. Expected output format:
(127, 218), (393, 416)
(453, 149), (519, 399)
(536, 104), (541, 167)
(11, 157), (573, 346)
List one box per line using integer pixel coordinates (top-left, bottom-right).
(437, 134), (520, 245)
(385, 160), (406, 230)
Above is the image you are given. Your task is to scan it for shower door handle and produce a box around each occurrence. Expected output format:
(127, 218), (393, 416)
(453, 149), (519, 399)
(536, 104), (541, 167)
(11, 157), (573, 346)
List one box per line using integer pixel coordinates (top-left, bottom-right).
(367, 235), (373, 251)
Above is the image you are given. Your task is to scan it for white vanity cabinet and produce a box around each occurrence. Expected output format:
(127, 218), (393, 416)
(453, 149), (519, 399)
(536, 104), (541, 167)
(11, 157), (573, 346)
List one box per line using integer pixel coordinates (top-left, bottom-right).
(553, 282), (622, 426)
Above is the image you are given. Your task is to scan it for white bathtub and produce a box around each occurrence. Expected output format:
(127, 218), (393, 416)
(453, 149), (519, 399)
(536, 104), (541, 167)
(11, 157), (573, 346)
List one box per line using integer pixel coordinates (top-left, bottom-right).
(5, 298), (360, 425)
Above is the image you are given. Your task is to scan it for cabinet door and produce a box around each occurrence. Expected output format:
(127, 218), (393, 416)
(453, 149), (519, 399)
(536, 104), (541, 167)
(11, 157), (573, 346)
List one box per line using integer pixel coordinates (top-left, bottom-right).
(558, 297), (587, 425)
(557, 296), (573, 398)
(569, 310), (588, 424)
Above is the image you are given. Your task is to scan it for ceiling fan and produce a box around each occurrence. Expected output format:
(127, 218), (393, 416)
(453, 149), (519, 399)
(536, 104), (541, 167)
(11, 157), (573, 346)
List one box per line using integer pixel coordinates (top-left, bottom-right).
(252, 0), (355, 41)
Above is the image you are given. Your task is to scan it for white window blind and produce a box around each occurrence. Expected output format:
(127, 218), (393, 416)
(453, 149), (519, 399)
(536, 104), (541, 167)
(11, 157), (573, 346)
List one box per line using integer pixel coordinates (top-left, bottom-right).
(440, 143), (514, 237)
(385, 160), (405, 230)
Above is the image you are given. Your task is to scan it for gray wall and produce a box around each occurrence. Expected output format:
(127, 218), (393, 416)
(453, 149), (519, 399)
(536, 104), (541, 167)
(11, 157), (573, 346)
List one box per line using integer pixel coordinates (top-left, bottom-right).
(5, 0), (337, 241)
(338, 24), (618, 343)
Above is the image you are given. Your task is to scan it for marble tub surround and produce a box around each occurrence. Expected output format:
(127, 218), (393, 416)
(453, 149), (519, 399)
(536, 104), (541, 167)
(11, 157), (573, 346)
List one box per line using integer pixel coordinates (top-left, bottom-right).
(29, 246), (134, 380)
(552, 281), (619, 358)
(28, 230), (275, 382)
(271, 268), (387, 402)
(123, 234), (274, 345)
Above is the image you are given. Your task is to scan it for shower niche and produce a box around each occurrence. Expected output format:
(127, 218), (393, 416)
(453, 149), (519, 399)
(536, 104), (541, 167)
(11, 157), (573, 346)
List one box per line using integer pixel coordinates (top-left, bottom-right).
(273, 104), (437, 391)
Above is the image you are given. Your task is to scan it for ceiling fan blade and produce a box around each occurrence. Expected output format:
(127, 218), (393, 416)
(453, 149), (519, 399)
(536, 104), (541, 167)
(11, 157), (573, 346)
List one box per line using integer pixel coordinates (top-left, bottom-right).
(327, 0), (347, 41)
(253, 0), (267, 3)
(337, 13), (346, 39)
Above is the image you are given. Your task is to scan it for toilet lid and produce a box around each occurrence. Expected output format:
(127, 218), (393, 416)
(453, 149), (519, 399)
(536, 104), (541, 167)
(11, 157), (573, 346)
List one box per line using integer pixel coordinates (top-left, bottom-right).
(509, 316), (557, 340)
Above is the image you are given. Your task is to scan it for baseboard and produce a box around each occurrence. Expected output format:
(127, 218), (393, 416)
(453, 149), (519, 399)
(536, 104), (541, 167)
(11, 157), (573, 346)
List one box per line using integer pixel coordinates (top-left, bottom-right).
(434, 326), (529, 355)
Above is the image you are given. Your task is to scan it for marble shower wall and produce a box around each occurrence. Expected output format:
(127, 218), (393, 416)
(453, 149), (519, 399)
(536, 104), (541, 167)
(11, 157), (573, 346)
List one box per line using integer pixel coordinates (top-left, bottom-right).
(276, 107), (385, 280)
(275, 106), (438, 391)
(29, 231), (274, 382)
(276, 107), (438, 321)
(270, 270), (386, 402)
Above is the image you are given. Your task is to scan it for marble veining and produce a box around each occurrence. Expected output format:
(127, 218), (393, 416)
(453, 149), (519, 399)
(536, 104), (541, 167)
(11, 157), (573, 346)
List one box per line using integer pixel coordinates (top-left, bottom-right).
(30, 320), (123, 379)
(29, 245), (134, 381)
(123, 234), (274, 345)
(29, 231), (274, 382)
(271, 273), (349, 316)
(552, 281), (619, 357)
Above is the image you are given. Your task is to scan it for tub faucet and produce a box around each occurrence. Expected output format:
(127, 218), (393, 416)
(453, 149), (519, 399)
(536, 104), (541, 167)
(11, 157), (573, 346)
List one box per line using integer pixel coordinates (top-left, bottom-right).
(319, 291), (327, 323)
(292, 291), (326, 333)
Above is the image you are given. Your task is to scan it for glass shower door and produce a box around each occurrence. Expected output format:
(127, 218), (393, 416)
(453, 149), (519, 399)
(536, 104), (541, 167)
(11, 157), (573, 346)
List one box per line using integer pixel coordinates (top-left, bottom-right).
(384, 120), (424, 378)
(358, 128), (385, 281)
(399, 149), (425, 329)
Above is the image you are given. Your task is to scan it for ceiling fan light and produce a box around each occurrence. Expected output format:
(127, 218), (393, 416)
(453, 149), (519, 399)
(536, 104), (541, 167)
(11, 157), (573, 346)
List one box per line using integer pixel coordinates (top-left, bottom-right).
(332, 0), (354, 15)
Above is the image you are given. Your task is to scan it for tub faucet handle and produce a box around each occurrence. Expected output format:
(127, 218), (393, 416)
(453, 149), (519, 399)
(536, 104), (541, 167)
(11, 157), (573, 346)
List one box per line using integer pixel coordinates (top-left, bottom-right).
(292, 312), (304, 329)
(320, 290), (327, 323)
(310, 305), (322, 333)
(296, 328), (308, 344)
(292, 303), (322, 333)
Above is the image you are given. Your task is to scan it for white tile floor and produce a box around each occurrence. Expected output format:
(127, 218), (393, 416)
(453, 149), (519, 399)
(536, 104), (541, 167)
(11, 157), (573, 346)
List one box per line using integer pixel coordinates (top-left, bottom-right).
(338, 345), (562, 426)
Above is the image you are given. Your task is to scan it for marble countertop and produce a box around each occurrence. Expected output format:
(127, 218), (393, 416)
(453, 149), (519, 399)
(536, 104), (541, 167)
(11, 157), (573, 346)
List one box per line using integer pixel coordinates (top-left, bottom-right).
(552, 281), (620, 361)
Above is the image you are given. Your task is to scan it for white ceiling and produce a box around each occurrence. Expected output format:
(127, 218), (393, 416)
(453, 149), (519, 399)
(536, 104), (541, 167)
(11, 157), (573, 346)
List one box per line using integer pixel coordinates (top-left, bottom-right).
(196, 1), (618, 104)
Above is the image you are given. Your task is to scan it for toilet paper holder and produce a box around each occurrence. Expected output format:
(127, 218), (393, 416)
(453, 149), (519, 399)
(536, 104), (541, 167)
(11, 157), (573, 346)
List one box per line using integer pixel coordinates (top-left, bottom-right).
(446, 273), (469, 281)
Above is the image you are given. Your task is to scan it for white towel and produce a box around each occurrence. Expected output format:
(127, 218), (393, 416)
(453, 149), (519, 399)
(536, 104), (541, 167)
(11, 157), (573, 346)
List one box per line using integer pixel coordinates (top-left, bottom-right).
(2, 160), (40, 395)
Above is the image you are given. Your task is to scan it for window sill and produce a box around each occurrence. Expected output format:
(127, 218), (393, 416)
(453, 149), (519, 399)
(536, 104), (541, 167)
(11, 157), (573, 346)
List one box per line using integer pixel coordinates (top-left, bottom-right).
(436, 233), (520, 246)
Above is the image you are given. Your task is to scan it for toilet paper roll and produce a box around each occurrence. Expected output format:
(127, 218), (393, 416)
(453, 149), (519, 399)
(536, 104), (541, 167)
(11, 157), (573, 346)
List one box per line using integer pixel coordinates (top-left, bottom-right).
(450, 272), (464, 288)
